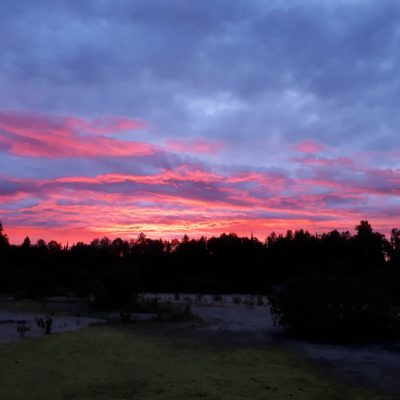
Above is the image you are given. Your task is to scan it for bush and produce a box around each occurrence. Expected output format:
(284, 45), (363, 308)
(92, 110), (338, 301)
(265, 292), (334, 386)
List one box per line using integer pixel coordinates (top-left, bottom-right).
(119, 311), (137, 323)
(268, 271), (400, 342)
(128, 298), (194, 322)
(256, 295), (264, 306)
(35, 316), (53, 335)
(16, 323), (31, 338)
(213, 294), (223, 303)
(195, 294), (204, 302)
(92, 266), (137, 308)
(130, 297), (160, 313)
(243, 296), (255, 306)
(232, 296), (242, 305)
(155, 302), (194, 322)
(174, 293), (181, 301)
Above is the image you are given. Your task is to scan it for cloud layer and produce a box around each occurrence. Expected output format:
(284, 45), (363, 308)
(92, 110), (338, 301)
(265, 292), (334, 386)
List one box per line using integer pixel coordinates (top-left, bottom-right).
(1, 1), (400, 242)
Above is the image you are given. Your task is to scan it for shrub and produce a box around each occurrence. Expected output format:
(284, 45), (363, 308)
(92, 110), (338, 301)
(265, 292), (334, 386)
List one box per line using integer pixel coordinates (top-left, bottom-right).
(16, 323), (31, 338)
(92, 266), (137, 308)
(119, 311), (136, 323)
(256, 295), (264, 306)
(268, 271), (400, 342)
(232, 296), (242, 305)
(195, 294), (204, 302)
(155, 302), (194, 322)
(243, 296), (255, 306)
(213, 294), (223, 303)
(35, 316), (53, 335)
(182, 295), (193, 304)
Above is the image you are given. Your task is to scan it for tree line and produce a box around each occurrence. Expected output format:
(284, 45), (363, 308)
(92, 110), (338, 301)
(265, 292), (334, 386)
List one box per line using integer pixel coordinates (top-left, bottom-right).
(0, 219), (399, 296)
(1, 219), (400, 339)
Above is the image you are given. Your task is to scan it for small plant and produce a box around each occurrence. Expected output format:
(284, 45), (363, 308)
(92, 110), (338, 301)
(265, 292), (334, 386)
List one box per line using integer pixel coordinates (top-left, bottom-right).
(16, 323), (31, 338)
(232, 296), (242, 305)
(119, 311), (136, 323)
(256, 295), (264, 306)
(243, 296), (255, 306)
(213, 294), (223, 303)
(195, 294), (204, 302)
(174, 293), (181, 301)
(35, 316), (53, 334)
(156, 302), (194, 322)
(153, 294), (161, 302)
(268, 271), (400, 341)
(182, 295), (193, 304)
(130, 297), (160, 313)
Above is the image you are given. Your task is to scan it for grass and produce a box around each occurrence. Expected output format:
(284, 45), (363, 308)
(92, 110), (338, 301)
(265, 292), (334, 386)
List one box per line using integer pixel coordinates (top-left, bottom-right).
(0, 324), (397, 400)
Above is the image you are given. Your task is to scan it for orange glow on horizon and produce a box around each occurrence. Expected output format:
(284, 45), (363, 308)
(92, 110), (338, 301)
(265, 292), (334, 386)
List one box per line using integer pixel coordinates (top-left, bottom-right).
(4, 216), (395, 246)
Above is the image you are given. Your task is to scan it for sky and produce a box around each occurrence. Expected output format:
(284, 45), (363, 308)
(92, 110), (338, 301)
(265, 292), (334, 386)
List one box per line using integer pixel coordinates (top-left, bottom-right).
(1, 0), (400, 244)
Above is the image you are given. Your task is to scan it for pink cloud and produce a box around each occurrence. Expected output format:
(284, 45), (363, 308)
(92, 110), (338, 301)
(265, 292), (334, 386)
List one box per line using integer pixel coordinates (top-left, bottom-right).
(75, 115), (146, 134)
(1, 111), (400, 244)
(294, 156), (354, 167)
(2, 157), (399, 244)
(294, 139), (326, 153)
(0, 110), (152, 158)
(166, 138), (223, 154)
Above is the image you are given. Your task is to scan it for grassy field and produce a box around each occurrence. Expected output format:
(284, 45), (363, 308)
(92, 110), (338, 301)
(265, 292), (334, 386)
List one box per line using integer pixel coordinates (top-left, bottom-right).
(0, 324), (396, 400)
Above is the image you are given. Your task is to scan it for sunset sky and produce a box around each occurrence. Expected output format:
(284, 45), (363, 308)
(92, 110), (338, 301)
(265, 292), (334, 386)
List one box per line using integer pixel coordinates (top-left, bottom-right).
(1, 0), (400, 243)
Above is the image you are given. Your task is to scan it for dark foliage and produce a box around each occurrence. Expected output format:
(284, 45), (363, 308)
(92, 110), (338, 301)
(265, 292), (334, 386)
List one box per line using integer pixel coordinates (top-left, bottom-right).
(268, 271), (400, 341)
(268, 221), (400, 341)
(1, 219), (400, 340)
(35, 316), (53, 335)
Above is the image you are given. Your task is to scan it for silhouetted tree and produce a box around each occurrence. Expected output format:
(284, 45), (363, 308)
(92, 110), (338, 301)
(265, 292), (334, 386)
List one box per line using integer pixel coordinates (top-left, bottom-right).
(350, 220), (388, 272)
(0, 220), (9, 249)
(21, 236), (31, 249)
(389, 228), (400, 267)
(48, 240), (62, 254)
